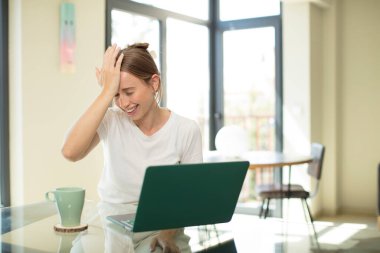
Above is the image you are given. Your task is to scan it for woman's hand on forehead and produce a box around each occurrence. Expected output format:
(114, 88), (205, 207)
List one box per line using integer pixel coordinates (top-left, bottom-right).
(96, 44), (124, 97)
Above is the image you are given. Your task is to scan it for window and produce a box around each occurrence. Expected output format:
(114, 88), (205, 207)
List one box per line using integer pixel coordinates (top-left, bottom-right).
(110, 9), (160, 68)
(223, 27), (276, 151)
(166, 18), (210, 149)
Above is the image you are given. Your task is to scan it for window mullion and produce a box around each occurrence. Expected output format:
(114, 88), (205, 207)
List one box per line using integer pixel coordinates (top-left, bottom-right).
(0, 0), (10, 207)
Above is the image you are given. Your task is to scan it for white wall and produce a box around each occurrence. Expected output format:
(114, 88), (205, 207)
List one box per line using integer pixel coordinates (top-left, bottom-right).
(283, 0), (380, 216)
(282, 1), (326, 217)
(320, 0), (339, 216)
(9, 0), (105, 205)
(337, 0), (380, 215)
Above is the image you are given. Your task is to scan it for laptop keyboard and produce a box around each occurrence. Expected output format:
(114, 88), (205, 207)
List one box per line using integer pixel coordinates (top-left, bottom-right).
(121, 219), (135, 229)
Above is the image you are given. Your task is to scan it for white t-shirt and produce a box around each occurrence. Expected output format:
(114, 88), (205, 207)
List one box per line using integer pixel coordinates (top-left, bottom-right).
(97, 107), (203, 204)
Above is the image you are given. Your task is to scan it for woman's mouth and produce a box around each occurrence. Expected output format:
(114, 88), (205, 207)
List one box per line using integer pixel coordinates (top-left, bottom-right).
(126, 105), (138, 115)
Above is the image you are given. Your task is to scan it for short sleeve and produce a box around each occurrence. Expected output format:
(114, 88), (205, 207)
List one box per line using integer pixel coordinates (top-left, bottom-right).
(180, 121), (203, 164)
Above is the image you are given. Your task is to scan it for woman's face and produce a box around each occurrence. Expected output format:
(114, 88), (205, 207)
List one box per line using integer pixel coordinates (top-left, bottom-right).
(115, 72), (158, 121)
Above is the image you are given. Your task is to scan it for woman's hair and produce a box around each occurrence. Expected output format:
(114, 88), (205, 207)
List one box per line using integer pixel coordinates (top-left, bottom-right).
(119, 43), (162, 103)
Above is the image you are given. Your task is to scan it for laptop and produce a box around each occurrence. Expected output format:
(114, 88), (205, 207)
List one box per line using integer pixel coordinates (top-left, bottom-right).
(106, 161), (249, 232)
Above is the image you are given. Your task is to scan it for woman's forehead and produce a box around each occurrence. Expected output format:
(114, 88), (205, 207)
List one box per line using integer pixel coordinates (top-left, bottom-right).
(120, 72), (147, 88)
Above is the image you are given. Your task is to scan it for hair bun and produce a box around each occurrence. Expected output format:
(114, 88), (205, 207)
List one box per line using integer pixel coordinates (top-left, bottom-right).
(128, 43), (149, 50)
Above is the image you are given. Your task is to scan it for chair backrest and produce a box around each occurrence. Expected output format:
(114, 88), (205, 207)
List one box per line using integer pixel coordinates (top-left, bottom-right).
(307, 143), (325, 181)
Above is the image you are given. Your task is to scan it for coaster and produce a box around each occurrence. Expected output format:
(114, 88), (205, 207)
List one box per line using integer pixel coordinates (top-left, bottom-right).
(54, 223), (88, 233)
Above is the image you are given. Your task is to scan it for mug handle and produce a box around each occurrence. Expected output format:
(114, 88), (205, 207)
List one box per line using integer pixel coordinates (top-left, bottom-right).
(45, 191), (56, 202)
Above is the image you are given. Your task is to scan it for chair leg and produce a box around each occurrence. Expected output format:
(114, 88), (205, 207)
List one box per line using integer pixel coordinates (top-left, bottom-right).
(301, 199), (310, 223)
(259, 199), (266, 218)
(302, 198), (319, 245)
(212, 224), (220, 243)
(264, 198), (271, 218)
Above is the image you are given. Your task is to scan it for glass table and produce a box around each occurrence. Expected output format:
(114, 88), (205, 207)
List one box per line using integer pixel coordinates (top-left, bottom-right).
(0, 200), (236, 253)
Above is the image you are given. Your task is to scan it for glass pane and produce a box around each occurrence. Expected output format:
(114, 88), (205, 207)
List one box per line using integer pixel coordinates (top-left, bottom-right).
(132, 0), (208, 20)
(224, 27), (276, 151)
(111, 9), (160, 69)
(220, 0), (280, 21)
(166, 18), (210, 151)
(223, 27), (276, 209)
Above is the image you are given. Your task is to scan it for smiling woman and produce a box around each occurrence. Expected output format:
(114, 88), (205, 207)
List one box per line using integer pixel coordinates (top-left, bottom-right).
(61, 43), (202, 253)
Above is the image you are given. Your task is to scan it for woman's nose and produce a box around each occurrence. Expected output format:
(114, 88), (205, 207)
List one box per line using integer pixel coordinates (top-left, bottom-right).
(118, 94), (129, 110)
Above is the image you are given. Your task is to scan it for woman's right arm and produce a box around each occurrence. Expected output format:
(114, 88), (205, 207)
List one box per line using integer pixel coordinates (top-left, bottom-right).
(61, 45), (123, 162)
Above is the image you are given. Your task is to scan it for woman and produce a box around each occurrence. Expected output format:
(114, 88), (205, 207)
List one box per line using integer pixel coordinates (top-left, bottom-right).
(62, 43), (203, 253)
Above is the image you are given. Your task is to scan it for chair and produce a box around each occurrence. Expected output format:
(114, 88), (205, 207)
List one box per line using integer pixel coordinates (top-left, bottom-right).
(255, 143), (325, 238)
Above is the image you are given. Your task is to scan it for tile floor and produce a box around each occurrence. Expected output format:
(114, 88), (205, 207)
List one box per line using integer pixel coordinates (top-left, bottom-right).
(186, 213), (380, 253)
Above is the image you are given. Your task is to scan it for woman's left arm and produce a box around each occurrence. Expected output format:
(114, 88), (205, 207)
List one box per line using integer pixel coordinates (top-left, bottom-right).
(150, 229), (180, 253)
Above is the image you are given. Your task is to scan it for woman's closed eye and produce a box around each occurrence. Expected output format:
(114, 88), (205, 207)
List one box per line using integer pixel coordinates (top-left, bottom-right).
(120, 87), (135, 96)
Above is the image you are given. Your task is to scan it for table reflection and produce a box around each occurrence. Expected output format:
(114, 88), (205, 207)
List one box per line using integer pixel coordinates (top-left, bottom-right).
(1, 201), (234, 253)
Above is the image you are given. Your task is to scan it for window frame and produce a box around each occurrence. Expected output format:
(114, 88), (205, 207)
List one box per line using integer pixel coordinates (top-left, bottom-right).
(0, 0), (10, 207)
(213, 9), (283, 152)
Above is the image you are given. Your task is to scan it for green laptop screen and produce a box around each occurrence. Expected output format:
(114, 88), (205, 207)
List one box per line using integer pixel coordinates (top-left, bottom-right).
(133, 161), (249, 232)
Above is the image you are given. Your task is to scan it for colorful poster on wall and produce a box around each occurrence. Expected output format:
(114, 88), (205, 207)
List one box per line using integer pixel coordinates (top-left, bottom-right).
(60, 2), (75, 73)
